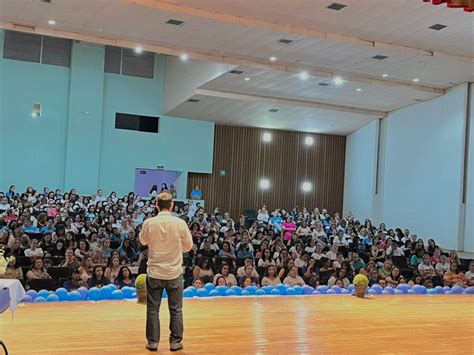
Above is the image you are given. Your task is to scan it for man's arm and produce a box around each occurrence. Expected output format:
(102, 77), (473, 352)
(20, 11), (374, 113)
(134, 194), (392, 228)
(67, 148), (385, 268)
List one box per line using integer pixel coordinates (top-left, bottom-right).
(139, 220), (149, 246)
(181, 222), (193, 252)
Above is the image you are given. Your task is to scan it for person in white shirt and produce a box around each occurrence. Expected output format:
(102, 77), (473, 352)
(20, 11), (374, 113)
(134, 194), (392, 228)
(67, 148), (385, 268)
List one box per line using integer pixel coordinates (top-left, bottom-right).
(257, 209), (269, 224)
(311, 244), (325, 260)
(464, 261), (474, 286)
(283, 266), (305, 286)
(435, 255), (451, 276)
(386, 240), (404, 257)
(139, 192), (193, 352)
(325, 244), (339, 261)
(24, 239), (44, 258)
(95, 189), (107, 203)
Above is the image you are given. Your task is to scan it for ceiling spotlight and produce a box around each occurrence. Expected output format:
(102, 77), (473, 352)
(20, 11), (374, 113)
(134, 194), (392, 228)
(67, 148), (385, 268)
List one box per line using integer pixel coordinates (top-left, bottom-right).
(48, 20), (56, 25)
(244, 77), (250, 81)
(413, 78), (420, 82)
(134, 46), (143, 54)
(382, 73), (388, 78)
(262, 132), (272, 142)
(333, 76), (344, 85)
(180, 53), (189, 61)
(299, 71), (309, 80)
(305, 136), (314, 146)
(356, 88), (362, 92)
(260, 179), (270, 190)
(269, 56), (277, 62)
(302, 181), (312, 192)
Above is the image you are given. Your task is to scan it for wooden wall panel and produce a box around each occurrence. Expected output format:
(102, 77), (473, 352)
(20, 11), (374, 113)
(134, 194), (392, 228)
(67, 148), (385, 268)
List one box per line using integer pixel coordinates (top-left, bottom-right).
(188, 125), (346, 217)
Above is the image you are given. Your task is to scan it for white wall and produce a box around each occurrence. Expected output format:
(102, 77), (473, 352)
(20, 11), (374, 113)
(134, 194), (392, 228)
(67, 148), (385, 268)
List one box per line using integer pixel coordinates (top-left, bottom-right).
(344, 84), (469, 251)
(464, 84), (474, 252)
(343, 120), (378, 221)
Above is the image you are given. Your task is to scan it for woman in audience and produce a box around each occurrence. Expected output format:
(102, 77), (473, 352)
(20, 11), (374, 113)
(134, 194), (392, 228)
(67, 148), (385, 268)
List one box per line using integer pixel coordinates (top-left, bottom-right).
(78, 256), (93, 282)
(63, 268), (87, 291)
(118, 238), (138, 262)
(418, 254), (436, 280)
(62, 249), (81, 269)
(258, 249), (276, 268)
(193, 257), (214, 283)
(465, 261), (474, 286)
(100, 239), (113, 259)
(410, 248), (424, 268)
(213, 263), (237, 286)
(443, 262), (467, 288)
(317, 257), (334, 285)
(88, 266), (110, 288)
(64, 231), (76, 250)
(368, 268), (380, 286)
(385, 266), (402, 287)
(115, 266), (135, 289)
(378, 259), (393, 280)
(261, 265), (281, 286)
(435, 254), (451, 276)
(239, 265), (259, 287)
(283, 266), (305, 286)
(74, 239), (91, 260)
(327, 268), (350, 288)
(8, 238), (23, 257)
(448, 251), (461, 266)
(104, 256), (121, 284)
(371, 240), (385, 266)
(26, 258), (50, 281)
(218, 241), (236, 261)
(277, 258), (294, 280)
(0, 256), (23, 280)
(430, 247), (442, 266)
(281, 216), (296, 244)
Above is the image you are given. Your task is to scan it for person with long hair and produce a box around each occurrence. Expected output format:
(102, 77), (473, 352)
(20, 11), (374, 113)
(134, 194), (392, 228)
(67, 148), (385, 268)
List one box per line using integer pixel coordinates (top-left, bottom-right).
(0, 256), (23, 280)
(87, 265), (110, 288)
(115, 266), (135, 289)
(443, 262), (467, 288)
(26, 258), (50, 281)
(385, 266), (402, 287)
(212, 263), (237, 286)
(104, 256), (121, 284)
(261, 265), (281, 286)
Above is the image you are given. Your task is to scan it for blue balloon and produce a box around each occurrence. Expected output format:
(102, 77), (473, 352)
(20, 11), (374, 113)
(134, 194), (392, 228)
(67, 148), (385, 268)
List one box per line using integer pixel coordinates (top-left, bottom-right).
(368, 289), (377, 295)
(451, 285), (464, 294)
(111, 290), (124, 299)
(68, 291), (82, 301)
(465, 286), (474, 294)
(132, 292), (136, 298)
(226, 289), (237, 296)
(445, 291), (452, 294)
(215, 285), (228, 296)
(261, 285), (273, 294)
(204, 283), (215, 291)
(245, 286), (257, 295)
(26, 290), (38, 300)
(396, 284), (409, 293)
(293, 286), (303, 295)
(240, 290), (250, 296)
(209, 289), (220, 297)
(34, 296), (47, 303)
(22, 295), (33, 303)
(183, 289), (194, 298)
(371, 284), (383, 294)
(413, 285), (427, 294)
(341, 289), (350, 295)
(47, 294), (59, 302)
(276, 284), (287, 295)
(270, 288), (281, 295)
(427, 288), (437, 295)
(407, 289), (415, 294)
(381, 290), (390, 295)
(443, 286), (451, 292)
(347, 284), (355, 292)
(100, 287), (113, 300)
(230, 285), (243, 295)
(254, 289), (265, 296)
(384, 286), (395, 294)
(55, 288), (69, 301)
(196, 288), (209, 297)
(121, 287), (135, 299)
(312, 290), (321, 295)
(162, 289), (167, 298)
(38, 289), (50, 299)
(88, 287), (101, 301)
(326, 289), (336, 295)
(434, 286), (444, 294)
(77, 287), (89, 300)
(331, 285), (341, 294)
(316, 285), (328, 294)
(394, 289), (404, 295)
(185, 286), (197, 296)
(286, 287), (296, 296)
(302, 285), (314, 295)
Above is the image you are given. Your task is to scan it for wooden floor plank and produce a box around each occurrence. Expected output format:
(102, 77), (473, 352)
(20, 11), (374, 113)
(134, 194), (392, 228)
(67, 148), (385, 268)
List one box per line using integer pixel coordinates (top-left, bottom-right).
(1, 295), (473, 354)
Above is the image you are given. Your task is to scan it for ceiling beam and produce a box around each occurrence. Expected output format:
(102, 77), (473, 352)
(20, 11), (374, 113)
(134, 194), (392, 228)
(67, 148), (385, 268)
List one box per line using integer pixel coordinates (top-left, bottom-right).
(195, 88), (388, 118)
(0, 21), (445, 96)
(128, 0), (474, 64)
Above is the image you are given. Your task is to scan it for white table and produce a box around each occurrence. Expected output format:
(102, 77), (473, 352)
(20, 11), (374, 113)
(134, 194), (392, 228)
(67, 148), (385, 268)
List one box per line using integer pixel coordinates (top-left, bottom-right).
(0, 279), (26, 315)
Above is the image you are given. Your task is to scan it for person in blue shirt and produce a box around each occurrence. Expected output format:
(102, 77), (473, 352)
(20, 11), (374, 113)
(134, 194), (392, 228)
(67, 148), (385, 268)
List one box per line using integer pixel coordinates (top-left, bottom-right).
(22, 219), (39, 233)
(190, 185), (202, 200)
(269, 211), (283, 233)
(40, 219), (56, 234)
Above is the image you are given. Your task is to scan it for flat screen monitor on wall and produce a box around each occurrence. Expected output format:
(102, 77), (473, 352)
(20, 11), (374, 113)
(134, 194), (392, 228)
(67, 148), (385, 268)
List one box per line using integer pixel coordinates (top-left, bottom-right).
(115, 112), (159, 133)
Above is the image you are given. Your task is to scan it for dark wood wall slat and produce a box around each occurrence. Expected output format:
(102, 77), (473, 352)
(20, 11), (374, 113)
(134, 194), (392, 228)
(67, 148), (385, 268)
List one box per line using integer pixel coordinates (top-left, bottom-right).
(188, 125), (346, 217)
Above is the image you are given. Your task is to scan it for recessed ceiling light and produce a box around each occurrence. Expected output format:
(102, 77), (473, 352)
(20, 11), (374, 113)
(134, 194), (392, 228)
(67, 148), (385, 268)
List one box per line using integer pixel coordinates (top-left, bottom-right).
(299, 71), (309, 80)
(372, 55), (388, 60)
(244, 77), (250, 81)
(413, 78), (420, 82)
(278, 38), (294, 45)
(269, 56), (277, 62)
(333, 76), (344, 85)
(48, 20), (56, 25)
(134, 46), (143, 54)
(382, 73), (388, 77)
(327, 3), (347, 11)
(166, 19), (184, 26)
(268, 108), (279, 113)
(429, 24), (447, 31)
(180, 53), (189, 61)
(356, 88), (362, 92)
(229, 70), (243, 74)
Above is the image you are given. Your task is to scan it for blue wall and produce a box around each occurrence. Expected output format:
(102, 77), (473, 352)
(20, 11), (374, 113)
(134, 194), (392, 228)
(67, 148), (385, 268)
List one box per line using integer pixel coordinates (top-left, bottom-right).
(0, 30), (214, 196)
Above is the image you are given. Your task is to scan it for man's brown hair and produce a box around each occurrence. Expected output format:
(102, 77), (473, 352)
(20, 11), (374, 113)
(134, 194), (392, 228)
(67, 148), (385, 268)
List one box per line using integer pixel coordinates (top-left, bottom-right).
(156, 192), (173, 210)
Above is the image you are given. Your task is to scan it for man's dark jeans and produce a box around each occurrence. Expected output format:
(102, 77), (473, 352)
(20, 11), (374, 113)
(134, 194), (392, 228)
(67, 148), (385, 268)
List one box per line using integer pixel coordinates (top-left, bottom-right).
(146, 275), (184, 345)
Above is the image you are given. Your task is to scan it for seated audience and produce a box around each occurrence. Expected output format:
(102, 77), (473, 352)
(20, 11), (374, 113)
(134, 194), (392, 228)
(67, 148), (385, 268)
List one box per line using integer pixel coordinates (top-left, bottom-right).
(283, 266), (306, 286)
(88, 266), (110, 288)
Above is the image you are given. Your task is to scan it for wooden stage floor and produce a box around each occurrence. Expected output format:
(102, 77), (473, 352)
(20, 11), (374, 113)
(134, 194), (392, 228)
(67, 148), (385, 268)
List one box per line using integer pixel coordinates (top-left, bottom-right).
(1, 295), (473, 354)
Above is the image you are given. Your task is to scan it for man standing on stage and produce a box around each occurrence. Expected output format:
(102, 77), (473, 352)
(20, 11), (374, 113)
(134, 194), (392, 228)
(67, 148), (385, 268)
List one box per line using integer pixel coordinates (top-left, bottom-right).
(139, 192), (193, 352)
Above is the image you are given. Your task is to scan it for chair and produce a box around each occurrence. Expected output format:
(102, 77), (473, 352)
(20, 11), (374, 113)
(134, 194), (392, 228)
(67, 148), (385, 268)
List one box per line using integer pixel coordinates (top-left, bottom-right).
(28, 278), (56, 291)
(392, 256), (414, 279)
(47, 267), (71, 287)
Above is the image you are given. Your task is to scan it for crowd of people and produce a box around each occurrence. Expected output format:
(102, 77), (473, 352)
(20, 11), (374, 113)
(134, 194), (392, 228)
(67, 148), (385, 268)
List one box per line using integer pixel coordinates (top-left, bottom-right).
(0, 184), (473, 293)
